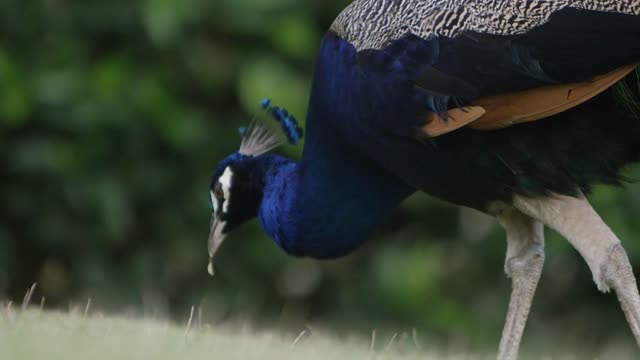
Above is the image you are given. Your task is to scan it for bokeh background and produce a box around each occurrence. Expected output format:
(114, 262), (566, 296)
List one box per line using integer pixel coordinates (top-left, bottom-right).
(2, 0), (640, 354)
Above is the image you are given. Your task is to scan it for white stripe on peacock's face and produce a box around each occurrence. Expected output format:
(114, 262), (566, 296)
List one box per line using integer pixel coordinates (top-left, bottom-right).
(219, 167), (234, 214)
(210, 166), (235, 220)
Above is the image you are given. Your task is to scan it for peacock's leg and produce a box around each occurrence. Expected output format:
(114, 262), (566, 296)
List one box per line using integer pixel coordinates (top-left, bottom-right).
(496, 207), (545, 360)
(514, 193), (640, 347)
(602, 243), (640, 343)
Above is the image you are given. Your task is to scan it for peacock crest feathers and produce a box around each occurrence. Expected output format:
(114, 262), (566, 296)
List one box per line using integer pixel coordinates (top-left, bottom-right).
(238, 99), (304, 157)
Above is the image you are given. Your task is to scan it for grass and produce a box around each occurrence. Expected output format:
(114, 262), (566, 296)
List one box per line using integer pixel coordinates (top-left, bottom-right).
(0, 300), (637, 360)
(0, 303), (481, 360)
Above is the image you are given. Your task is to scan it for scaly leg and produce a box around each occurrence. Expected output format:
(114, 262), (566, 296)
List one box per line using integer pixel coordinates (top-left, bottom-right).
(602, 243), (640, 343)
(514, 193), (640, 347)
(495, 206), (545, 360)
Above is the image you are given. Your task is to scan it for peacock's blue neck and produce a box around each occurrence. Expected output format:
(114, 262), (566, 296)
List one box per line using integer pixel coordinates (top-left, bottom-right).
(258, 150), (413, 259)
(257, 101), (418, 259)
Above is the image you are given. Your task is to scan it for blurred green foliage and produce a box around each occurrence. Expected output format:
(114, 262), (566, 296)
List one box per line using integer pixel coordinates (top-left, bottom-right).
(2, 0), (640, 353)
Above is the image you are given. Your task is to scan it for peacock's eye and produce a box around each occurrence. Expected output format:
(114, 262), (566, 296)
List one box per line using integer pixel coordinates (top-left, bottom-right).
(214, 183), (224, 199)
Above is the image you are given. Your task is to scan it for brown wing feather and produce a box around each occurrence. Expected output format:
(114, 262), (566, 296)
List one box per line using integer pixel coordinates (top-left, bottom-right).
(420, 64), (637, 137)
(470, 64), (637, 130)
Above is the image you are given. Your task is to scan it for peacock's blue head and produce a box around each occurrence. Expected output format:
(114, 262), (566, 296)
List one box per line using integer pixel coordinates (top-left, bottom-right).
(207, 99), (303, 275)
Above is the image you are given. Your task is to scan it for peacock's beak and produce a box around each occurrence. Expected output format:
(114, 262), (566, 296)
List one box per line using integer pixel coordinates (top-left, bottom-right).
(207, 213), (226, 276)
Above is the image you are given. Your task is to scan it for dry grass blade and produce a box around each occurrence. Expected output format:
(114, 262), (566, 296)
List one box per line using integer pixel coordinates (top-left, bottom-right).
(183, 305), (195, 344)
(384, 333), (398, 352)
(412, 328), (422, 351)
(22, 283), (37, 310)
(291, 329), (308, 347)
(3, 301), (15, 324)
(83, 298), (92, 318)
(370, 329), (377, 353)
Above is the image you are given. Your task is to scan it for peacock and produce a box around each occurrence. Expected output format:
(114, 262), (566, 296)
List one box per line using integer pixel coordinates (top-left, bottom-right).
(206, 1), (640, 359)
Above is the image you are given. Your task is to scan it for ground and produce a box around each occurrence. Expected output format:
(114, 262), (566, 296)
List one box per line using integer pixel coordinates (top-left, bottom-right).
(0, 304), (635, 360)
